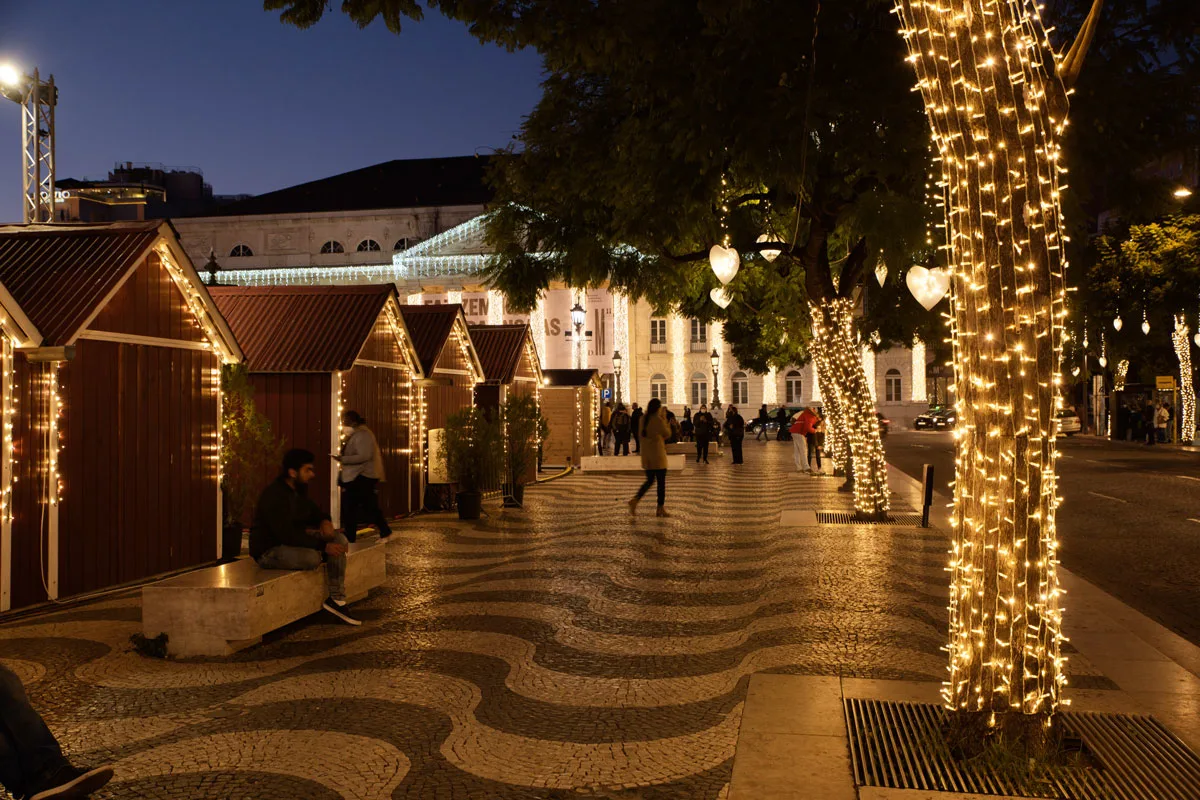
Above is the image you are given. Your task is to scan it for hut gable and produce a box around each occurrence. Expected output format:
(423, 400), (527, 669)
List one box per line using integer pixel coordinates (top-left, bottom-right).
(469, 324), (541, 385)
(398, 304), (483, 381)
(87, 252), (208, 344)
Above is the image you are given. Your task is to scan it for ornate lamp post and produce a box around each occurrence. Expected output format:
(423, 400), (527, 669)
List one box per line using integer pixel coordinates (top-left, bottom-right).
(570, 302), (585, 369)
(710, 347), (720, 406)
(612, 349), (623, 405)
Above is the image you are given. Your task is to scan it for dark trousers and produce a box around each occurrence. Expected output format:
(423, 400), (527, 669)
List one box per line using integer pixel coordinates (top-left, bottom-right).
(614, 436), (630, 455)
(635, 469), (666, 506)
(695, 437), (710, 462)
(730, 436), (744, 463)
(0, 663), (68, 798)
(807, 434), (822, 469)
(755, 424), (767, 441)
(340, 475), (391, 543)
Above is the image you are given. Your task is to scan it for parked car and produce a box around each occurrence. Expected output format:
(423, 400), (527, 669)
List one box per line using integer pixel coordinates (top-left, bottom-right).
(1056, 408), (1081, 436)
(913, 406), (956, 431)
(747, 406), (806, 435)
(876, 412), (891, 438)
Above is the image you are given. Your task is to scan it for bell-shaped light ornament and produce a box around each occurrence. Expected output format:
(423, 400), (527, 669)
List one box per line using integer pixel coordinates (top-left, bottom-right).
(709, 245), (740, 284)
(906, 266), (951, 311)
(1098, 356), (1107, 368)
(1142, 320), (1151, 335)
(756, 234), (783, 263)
(709, 286), (732, 309)
(1113, 316), (1123, 332)
(875, 262), (888, 287)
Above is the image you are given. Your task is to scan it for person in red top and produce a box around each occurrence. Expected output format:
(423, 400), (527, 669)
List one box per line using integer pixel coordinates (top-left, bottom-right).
(789, 407), (820, 474)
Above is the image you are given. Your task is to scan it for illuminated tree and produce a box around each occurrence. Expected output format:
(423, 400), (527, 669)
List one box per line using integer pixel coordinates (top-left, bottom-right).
(895, 0), (1103, 722)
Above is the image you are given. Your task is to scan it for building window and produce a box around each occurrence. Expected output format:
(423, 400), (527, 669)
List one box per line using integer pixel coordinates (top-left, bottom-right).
(691, 372), (708, 407)
(229, 244), (253, 257)
(885, 369), (903, 403)
(394, 236), (423, 251)
(690, 319), (707, 352)
(650, 318), (667, 352)
(732, 371), (749, 405)
(785, 370), (803, 404)
(650, 373), (667, 402)
(357, 239), (381, 252)
(320, 240), (345, 254)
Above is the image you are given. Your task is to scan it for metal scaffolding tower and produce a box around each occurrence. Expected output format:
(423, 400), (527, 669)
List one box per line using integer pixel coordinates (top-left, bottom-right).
(1, 66), (57, 223)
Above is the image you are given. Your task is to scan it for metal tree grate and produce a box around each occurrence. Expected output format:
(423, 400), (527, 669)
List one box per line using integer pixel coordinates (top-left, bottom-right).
(844, 698), (1200, 799)
(816, 512), (924, 526)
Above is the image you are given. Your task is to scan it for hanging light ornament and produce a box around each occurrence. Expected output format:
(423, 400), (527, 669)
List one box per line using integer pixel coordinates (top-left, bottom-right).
(1098, 333), (1107, 369)
(875, 260), (888, 287)
(1142, 309), (1151, 336)
(906, 265), (951, 311)
(756, 234), (783, 263)
(1113, 315), (1123, 332)
(709, 245), (739, 285)
(709, 286), (732, 309)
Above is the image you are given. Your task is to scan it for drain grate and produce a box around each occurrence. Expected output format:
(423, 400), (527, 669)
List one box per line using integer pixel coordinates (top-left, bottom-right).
(845, 698), (1200, 799)
(816, 512), (924, 526)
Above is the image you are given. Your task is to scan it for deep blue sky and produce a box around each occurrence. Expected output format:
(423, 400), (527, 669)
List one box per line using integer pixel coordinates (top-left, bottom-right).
(0, 0), (544, 222)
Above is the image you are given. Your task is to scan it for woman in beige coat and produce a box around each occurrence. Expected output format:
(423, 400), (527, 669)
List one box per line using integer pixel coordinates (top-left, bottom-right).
(629, 398), (671, 517)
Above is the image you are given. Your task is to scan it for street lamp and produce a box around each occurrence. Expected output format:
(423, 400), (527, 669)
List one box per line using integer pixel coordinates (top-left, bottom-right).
(612, 349), (622, 404)
(0, 62), (57, 223)
(570, 302), (585, 369)
(710, 347), (720, 406)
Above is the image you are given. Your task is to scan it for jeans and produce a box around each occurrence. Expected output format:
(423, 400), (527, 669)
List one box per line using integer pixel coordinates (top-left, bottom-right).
(755, 424), (767, 441)
(340, 476), (391, 543)
(257, 531), (349, 601)
(0, 663), (68, 798)
(807, 433), (822, 470)
(695, 437), (710, 462)
(614, 436), (630, 456)
(635, 469), (666, 506)
(730, 436), (744, 464)
(793, 436), (809, 471)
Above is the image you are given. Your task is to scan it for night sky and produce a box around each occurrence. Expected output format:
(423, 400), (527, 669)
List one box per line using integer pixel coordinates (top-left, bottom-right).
(0, 0), (544, 223)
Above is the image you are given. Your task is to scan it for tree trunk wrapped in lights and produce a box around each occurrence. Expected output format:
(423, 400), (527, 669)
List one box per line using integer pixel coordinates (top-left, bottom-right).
(810, 346), (850, 475)
(1173, 316), (1196, 443)
(895, 0), (1103, 720)
(810, 299), (890, 519)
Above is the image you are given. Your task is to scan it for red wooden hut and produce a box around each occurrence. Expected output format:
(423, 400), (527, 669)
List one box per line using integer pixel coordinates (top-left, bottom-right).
(397, 304), (484, 505)
(468, 324), (544, 410)
(209, 285), (424, 529)
(0, 221), (242, 612)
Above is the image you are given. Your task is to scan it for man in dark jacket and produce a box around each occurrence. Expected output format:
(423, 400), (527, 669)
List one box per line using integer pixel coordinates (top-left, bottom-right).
(692, 405), (715, 463)
(611, 404), (633, 455)
(724, 406), (746, 464)
(629, 403), (643, 453)
(251, 448), (360, 625)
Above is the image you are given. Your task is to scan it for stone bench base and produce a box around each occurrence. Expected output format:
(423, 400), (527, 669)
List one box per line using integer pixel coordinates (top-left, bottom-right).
(142, 540), (387, 658)
(579, 454), (687, 472)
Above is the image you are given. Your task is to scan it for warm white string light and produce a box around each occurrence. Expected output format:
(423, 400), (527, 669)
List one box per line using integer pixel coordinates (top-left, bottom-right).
(912, 336), (929, 402)
(1173, 316), (1196, 443)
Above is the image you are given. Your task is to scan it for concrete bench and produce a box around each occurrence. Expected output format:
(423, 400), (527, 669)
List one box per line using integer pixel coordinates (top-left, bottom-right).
(142, 540), (387, 658)
(579, 454), (687, 472)
(665, 442), (724, 456)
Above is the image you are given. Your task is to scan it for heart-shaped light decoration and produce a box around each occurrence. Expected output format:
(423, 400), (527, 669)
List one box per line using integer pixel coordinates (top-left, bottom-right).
(1098, 356), (1107, 368)
(1113, 316), (1123, 332)
(1071, 366), (1081, 377)
(906, 265), (951, 311)
(756, 234), (783, 263)
(709, 286), (732, 309)
(1194, 332), (1200, 347)
(875, 262), (888, 287)
(1142, 320), (1151, 335)
(709, 244), (740, 284)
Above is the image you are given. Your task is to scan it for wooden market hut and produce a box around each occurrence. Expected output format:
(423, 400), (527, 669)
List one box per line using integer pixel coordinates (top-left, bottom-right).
(468, 324), (543, 410)
(0, 221), (243, 612)
(540, 369), (602, 468)
(209, 285), (425, 529)
(397, 304), (484, 505)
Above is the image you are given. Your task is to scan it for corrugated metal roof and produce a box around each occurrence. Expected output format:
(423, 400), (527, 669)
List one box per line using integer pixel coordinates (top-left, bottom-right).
(209, 285), (395, 372)
(469, 324), (530, 384)
(398, 304), (463, 375)
(543, 368), (601, 387)
(0, 221), (162, 345)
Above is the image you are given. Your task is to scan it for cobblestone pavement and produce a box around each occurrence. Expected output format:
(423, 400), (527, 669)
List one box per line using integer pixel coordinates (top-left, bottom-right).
(0, 442), (1115, 799)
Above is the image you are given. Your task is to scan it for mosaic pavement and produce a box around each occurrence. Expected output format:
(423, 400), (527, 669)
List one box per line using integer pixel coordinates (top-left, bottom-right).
(0, 442), (1115, 799)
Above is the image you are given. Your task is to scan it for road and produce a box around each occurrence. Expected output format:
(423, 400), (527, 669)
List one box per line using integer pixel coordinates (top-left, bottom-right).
(886, 429), (1200, 647)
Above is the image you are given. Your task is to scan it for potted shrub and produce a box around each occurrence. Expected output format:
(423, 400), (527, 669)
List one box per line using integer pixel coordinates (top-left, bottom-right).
(441, 407), (502, 520)
(501, 393), (545, 507)
(219, 365), (282, 561)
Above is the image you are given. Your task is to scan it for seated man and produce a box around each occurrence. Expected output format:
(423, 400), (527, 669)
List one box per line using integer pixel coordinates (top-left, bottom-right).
(0, 663), (113, 799)
(250, 448), (360, 626)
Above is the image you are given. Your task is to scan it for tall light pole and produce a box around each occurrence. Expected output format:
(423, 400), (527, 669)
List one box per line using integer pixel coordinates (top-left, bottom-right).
(0, 63), (57, 223)
(612, 349), (623, 405)
(570, 302), (585, 369)
(710, 347), (720, 407)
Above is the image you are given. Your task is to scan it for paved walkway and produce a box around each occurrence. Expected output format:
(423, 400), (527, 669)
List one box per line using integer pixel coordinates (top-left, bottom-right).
(0, 442), (1116, 799)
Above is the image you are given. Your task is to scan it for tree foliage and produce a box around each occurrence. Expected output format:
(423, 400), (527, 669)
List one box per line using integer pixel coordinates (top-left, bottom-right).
(220, 365), (283, 524)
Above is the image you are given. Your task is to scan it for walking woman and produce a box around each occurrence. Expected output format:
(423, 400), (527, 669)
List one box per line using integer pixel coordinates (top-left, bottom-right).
(335, 410), (392, 542)
(629, 398), (670, 517)
(724, 405), (746, 464)
(755, 404), (770, 441)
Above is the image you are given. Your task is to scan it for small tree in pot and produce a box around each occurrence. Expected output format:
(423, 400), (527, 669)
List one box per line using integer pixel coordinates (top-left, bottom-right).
(501, 393), (545, 507)
(441, 407), (503, 520)
(220, 365), (283, 561)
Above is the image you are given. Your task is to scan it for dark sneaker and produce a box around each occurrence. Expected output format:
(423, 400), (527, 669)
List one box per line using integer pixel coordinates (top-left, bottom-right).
(322, 597), (362, 625)
(30, 764), (114, 800)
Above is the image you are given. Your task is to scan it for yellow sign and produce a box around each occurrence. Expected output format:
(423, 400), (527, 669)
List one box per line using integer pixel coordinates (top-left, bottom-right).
(1156, 376), (1177, 390)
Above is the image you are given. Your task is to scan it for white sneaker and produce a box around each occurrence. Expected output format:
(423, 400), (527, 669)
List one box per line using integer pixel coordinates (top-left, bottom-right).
(322, 598), (362, 625)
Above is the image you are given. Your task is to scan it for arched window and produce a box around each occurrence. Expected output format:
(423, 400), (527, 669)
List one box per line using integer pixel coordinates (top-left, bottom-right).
(393, 236), (423, 251)
(650, 373), (667, 402)
(320, 240), (345, 254)
(731, 371), (749, 405)
(229, 244), (253, 257)
(357, 239), (381, 252)
(691, 372), (708, 407)
(785, 369), (803, 404)
(885, 368), (903, 403)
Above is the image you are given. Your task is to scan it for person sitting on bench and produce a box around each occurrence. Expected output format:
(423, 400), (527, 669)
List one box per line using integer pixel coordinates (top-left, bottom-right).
(250, 448), (361, 626)
(0, 662), (113, 799)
